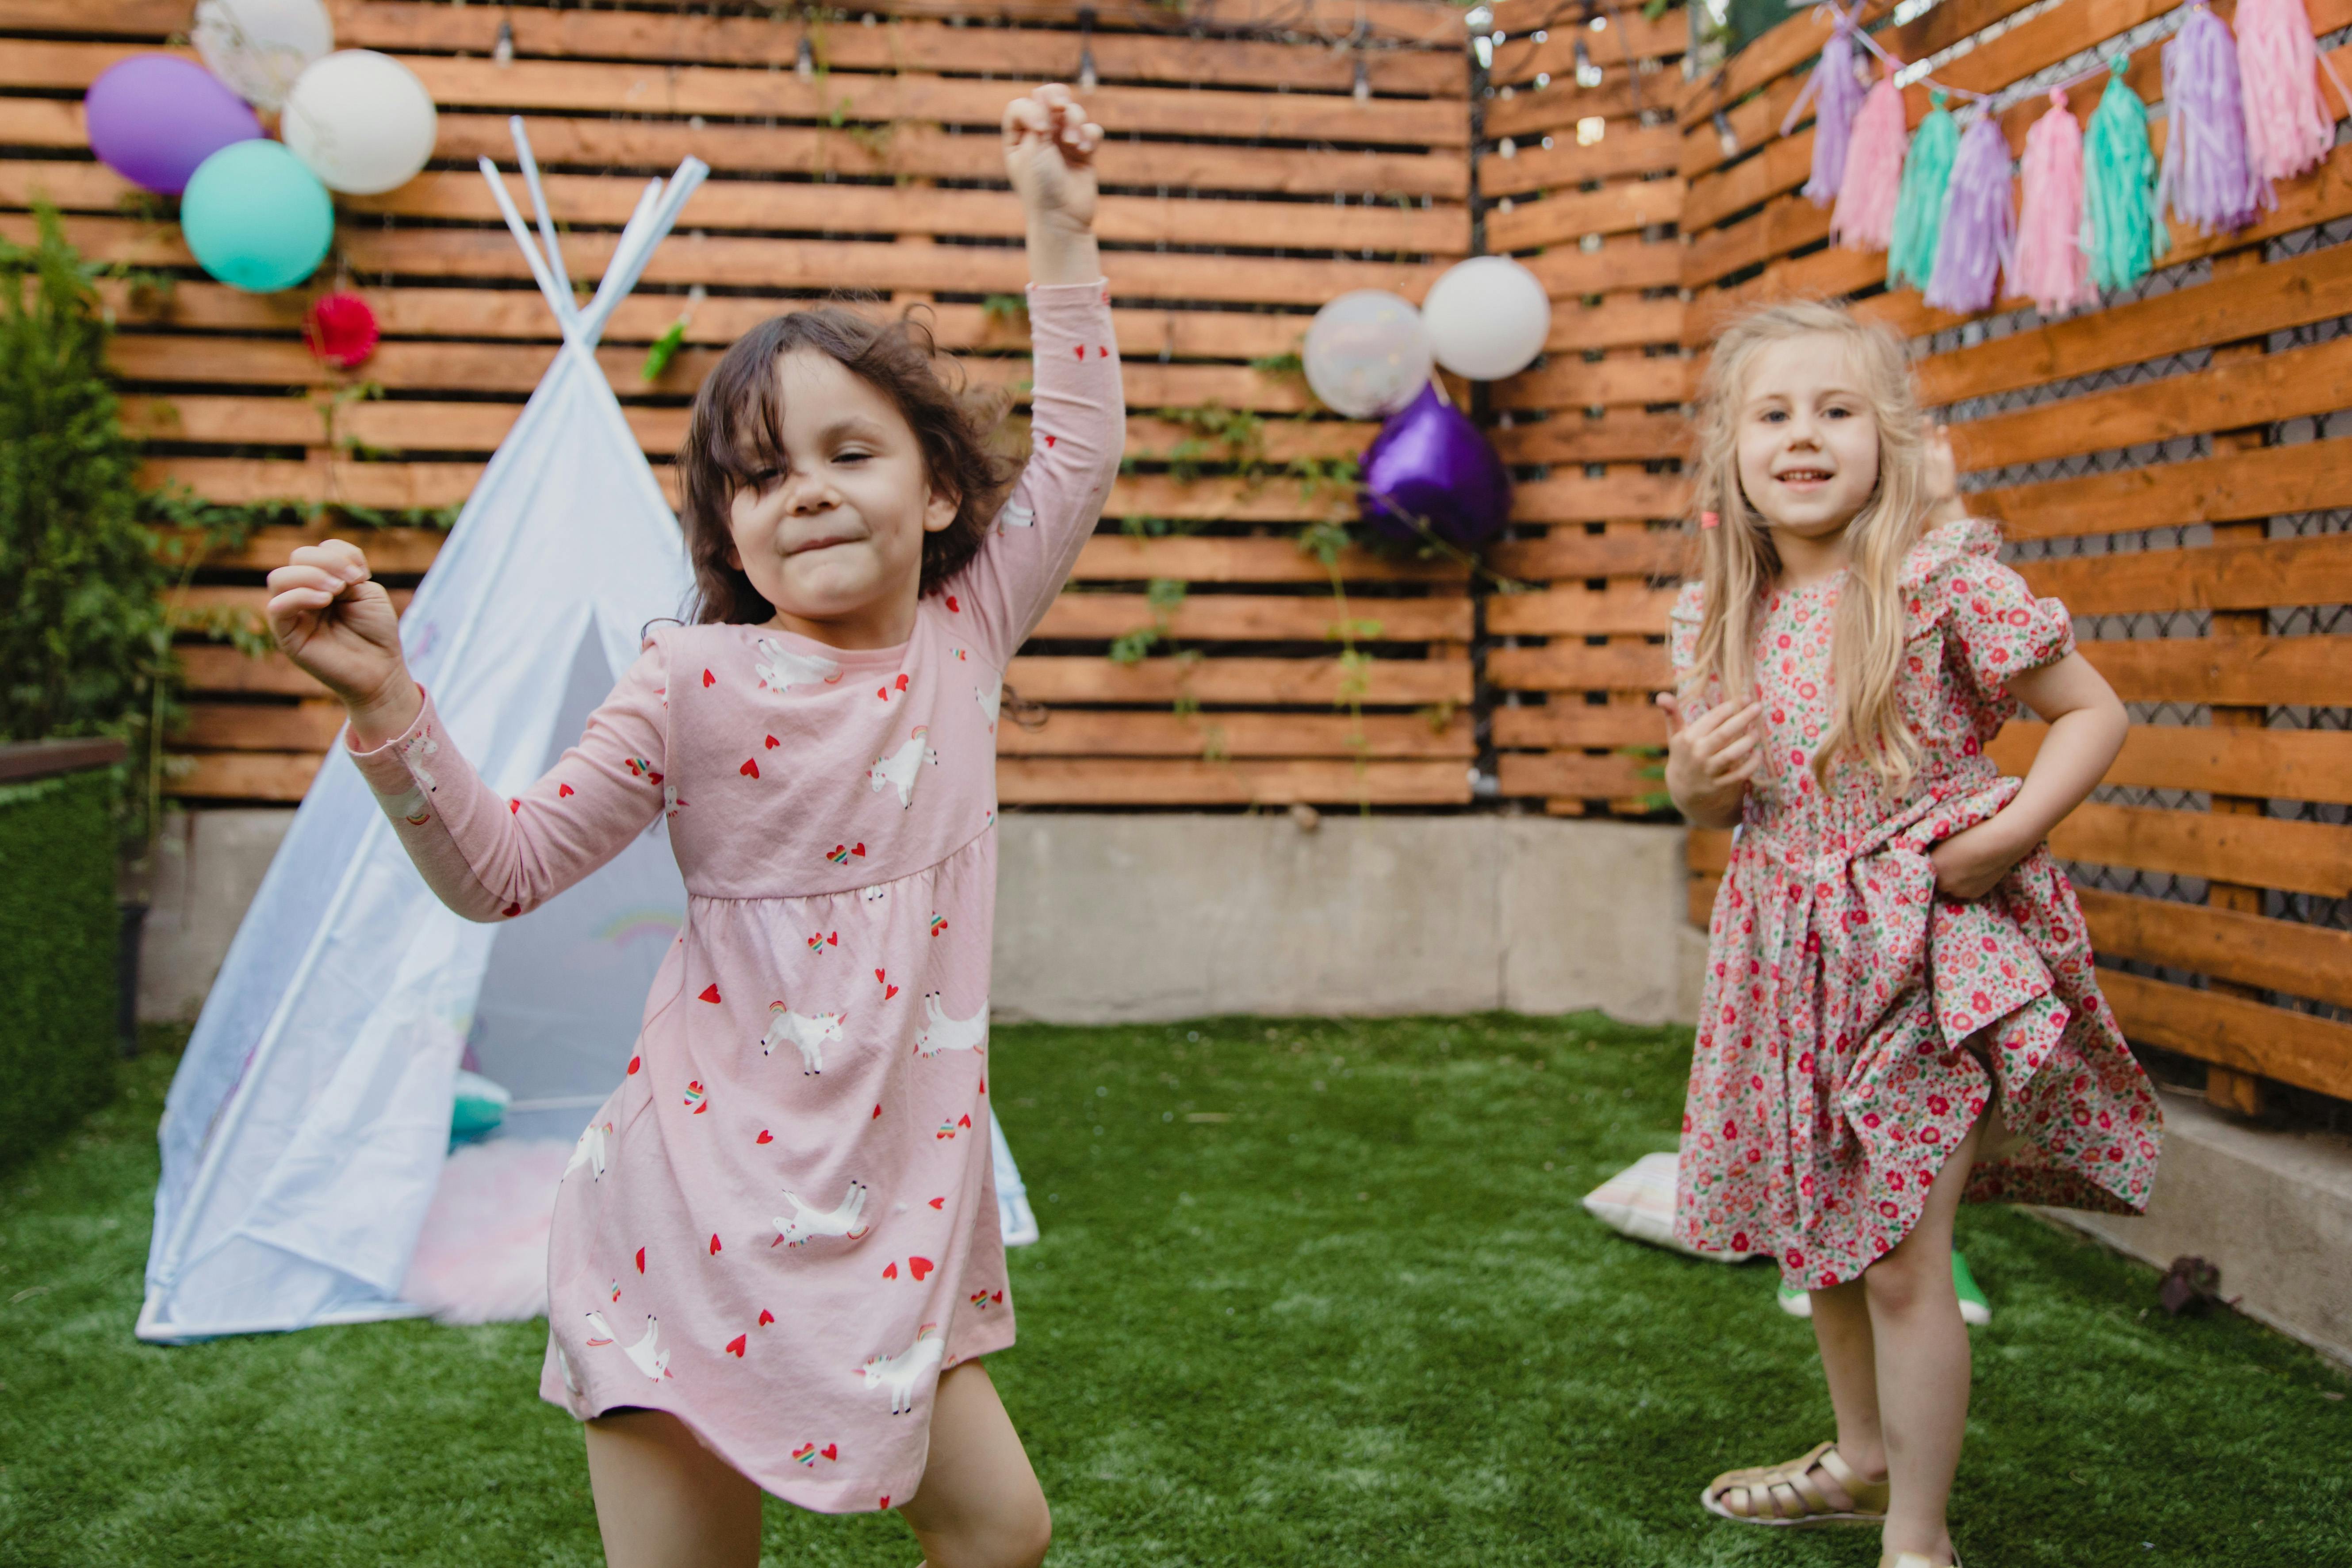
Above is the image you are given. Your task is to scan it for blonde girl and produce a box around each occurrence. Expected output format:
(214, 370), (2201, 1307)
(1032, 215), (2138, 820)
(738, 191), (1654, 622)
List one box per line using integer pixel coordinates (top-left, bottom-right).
(1660, 300), (2160, 1568)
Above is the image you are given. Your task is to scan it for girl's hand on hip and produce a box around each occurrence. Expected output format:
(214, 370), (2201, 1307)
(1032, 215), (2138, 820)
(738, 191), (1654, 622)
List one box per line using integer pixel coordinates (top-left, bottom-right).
(1004, 85), (1100, 237)
(264, 538), (420, 743)
(1927, 817), (2026, 901)
(1658, 693), (1762, 828)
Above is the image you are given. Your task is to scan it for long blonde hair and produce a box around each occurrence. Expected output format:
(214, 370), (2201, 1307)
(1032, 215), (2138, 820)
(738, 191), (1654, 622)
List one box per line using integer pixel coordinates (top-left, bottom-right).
(1686, 300), (1934, 796)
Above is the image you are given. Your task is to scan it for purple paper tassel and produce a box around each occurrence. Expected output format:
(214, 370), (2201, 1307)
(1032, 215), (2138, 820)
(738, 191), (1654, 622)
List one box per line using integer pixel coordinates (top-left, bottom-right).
(1925, 115), (2017, 315)
(1796, 19), (1868, 206)
(2160, 1), (2271, 234)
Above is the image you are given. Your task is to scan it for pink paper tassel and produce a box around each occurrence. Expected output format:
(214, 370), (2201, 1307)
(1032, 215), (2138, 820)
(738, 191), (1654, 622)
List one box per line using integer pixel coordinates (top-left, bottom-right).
(2235, 0), (2345, 183)
(2160, 1), (2271, 233)
(2013, 91), (2097, 316)
(1832, 60), (1909, 252)
(1925, 114), (2017, 316)
(1786, 12), (1869, 206)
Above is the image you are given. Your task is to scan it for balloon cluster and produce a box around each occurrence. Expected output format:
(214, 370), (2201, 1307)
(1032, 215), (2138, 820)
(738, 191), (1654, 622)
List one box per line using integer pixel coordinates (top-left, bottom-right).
(83, 0), (438, 299)
(1300, 256), (1550, 549)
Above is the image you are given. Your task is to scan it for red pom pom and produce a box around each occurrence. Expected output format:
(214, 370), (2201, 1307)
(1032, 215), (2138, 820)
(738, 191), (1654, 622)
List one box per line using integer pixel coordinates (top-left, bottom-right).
(303, 292), (379, 369)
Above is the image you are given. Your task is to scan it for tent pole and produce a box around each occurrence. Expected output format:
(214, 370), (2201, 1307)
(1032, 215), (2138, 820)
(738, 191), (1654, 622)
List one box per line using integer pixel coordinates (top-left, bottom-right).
(507, 117), (578, 333)
(479, 157), (576, 332)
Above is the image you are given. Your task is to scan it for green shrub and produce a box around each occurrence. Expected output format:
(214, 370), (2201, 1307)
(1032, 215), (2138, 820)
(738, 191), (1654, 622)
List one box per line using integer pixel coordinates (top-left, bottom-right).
(0, 767), (117, 1169)
(0, 204), (172, 848)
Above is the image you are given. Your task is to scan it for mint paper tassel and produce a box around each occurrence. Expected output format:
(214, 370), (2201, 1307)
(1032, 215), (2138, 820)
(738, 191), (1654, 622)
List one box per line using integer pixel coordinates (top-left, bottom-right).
(2083, 61), (2164, 292)
(1888, 91), (1960, 292)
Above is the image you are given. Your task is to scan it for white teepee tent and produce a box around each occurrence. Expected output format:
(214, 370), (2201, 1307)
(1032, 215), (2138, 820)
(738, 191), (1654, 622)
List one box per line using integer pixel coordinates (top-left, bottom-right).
(142, 124), (1035, 1342)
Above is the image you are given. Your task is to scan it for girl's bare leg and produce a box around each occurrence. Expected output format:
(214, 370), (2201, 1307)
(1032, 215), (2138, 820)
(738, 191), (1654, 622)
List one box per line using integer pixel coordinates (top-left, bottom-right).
(1862, 1115), (1986, 1566)
(582, 1407), (764, 1568)
(898, 1360), (1053, 1568)
(1807, 1275), (1888, 1505)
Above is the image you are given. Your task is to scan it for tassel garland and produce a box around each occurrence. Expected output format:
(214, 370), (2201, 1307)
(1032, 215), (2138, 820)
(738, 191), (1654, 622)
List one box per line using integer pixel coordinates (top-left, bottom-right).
(1832, 60), (1909, 252)
(2083, 63), (2163, 291)
(1789, 15), (1869, 205)
(2235, 0), (2342, 184)
(2014, 91), (2097, 316)
(1925, 114), (2017, 315)
(2160, 1), (2271, 234)
(1888, 91), (1961, 291)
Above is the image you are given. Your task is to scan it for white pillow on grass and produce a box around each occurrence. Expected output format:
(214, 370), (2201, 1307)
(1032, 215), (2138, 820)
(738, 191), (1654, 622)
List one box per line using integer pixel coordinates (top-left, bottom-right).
(1580, 1150), (1758, 1263)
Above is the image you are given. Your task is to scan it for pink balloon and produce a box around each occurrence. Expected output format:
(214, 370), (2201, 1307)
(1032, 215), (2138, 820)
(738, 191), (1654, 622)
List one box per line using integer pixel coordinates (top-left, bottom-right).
(86, 55), (262, 195)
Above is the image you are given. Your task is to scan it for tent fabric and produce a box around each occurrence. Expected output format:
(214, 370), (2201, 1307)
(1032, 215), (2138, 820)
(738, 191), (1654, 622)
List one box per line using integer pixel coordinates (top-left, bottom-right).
(140, 121), (1038, 1343)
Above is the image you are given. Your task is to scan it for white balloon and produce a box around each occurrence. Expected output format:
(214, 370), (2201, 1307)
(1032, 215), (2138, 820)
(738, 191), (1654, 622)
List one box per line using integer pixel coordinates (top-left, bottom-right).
(1420, 257), (1553, 382)
(1302, 291), (1432, 420)
(282, 50), (439, 196)
(193, 0), (333, 112)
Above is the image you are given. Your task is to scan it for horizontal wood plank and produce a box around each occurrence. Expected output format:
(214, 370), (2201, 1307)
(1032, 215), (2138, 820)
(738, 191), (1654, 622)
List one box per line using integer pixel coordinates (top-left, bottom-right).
(2099, 969), (2352, 1102)
(1992, 722), (2352, 808)
(2077, 888), (2352, 1012)
(2047, 801), (2352, 901)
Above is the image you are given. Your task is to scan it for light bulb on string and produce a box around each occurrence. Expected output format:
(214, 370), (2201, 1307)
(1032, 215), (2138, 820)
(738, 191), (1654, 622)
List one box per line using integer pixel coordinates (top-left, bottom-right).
(1078, 8), (1098, 93)
(1574, 38), (1603, 88)
(1353, 57), (1370, 102)
(494, 13), (514, 67)
(796, 35), (815, 81)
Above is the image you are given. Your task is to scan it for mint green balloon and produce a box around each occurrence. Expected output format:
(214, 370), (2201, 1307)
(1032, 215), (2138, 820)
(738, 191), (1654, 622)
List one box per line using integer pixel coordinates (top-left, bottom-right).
(181, 139), (333, 293)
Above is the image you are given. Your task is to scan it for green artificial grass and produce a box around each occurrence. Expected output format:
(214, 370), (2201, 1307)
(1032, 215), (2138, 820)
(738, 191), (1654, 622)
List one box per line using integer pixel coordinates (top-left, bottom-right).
(0, 767), (119, 1172)
(2, 1015), (2346, 1567)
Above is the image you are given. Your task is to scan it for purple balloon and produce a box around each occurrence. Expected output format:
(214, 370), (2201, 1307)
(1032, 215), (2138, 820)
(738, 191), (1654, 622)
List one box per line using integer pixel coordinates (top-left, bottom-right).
(1357, 381), (1512, 548)
(86, 55), (262, 196)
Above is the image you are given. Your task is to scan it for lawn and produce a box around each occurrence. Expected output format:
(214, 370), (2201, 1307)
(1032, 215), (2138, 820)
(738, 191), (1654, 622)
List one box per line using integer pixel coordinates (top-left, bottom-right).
(1, 1014), (2346, 1568)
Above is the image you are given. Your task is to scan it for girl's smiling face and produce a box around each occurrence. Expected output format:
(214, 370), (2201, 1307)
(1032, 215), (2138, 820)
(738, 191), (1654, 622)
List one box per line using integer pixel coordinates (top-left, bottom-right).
(1735, 334), (1882, 549)
(725, 349), (959, 647)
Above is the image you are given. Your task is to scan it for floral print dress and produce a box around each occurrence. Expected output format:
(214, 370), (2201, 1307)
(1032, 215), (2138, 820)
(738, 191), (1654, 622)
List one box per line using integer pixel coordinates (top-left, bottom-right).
(1670, 519), (2160, 1290)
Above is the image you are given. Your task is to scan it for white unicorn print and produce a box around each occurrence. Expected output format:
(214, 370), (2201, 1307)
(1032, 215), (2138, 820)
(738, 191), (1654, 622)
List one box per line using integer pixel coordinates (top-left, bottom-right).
(857, 1324), (946, 1415)
(867, 727), (939, 809)
(762, 1004), (847, 1074)
(564, 1118), (612, 1181)
(998, 500), (1036, 530)
(772, 1180), (872, 1248)
(399, 730), (440, 793)
(754, 637), (843, 694)
(584, 1311), (671, 1381)
(914, 994), (988, 1059)
(975, 674), (1003, 732)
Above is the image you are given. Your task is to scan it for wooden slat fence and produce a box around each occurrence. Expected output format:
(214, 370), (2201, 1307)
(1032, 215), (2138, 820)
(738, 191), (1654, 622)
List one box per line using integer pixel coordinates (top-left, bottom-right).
(1672, 0), (2352, 1110)
(1, 0), (1478, 808)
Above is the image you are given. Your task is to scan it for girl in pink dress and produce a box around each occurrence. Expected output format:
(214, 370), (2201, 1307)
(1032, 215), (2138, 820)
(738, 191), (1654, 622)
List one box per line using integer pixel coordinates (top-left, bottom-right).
(1661, 301), (2159, 1568)
(263, 86), (1119, 1568)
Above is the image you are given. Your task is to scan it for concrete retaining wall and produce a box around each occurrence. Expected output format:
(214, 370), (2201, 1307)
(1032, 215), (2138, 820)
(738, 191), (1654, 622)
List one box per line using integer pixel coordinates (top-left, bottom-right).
(139, 808), (1709, 1026)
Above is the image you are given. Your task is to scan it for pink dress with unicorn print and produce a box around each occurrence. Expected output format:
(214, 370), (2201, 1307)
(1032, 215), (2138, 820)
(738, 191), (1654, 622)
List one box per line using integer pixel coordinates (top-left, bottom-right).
(345, 283), (1122, 1510)
(1670, 518), (2160, 1291)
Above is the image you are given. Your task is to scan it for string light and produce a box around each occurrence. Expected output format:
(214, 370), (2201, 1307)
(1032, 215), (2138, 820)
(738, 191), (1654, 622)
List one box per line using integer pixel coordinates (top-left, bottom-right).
(1574, 37), (1603, 88)
(1079, 8), (1098, 93)
(1353, 57), (1370, 101)
(493, 12), (514, 67)
(795, 35), (815, 81)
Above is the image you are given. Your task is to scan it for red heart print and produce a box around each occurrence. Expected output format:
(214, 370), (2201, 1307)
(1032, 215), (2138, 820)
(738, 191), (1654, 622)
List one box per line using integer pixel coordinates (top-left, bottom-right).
(1042, 433), (1057, 447)
(928, 1196), (945, 1210)
(882, 1261), (898, 1280)
(709, 1233), (723, 1255)
(909, 1257), (934, 1281)
(1073, 344), (1084, 359)
(826, 932), (838, 946)
(698, 984), (721, 1003)
(821, 1444), (838, 1461)
(558, 783), (574, 798)
(871, 1103), (882, 1119)
(1098, 345), (1111, 358)
(944, 595), (959, 613)
(502, 903), (521, 918)
(755, 1129), (772, 1145)
(875, 968), (886, 982)
(627, 1055), (641, 1075)
(764, 734), (779, 749)
(758, 1308), (774, 1326)
(702, 668), (715, 688)
(880, 1496), (890, 1510)
(740, 758), (759, 778)
(509, 799), (520, 813)
(978, 1077), (986, 1094)
(885, 985), (898, 1000)
(991, 1289), (1004, 1304)
(852, 843), (866, 857)
(958, 1114), (972, 1129)
(635, 1247), (646, 1273)
(726, 1334), (747, 1357)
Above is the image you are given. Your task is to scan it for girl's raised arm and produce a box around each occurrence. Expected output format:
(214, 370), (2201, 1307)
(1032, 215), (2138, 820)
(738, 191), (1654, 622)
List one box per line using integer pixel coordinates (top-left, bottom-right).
(946, 86), (1126, 664)
(266, 539), (670, 923)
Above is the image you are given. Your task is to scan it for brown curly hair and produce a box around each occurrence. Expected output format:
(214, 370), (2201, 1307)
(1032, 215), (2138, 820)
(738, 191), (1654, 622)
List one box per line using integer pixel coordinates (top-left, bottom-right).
(675, 306), (1018, 625)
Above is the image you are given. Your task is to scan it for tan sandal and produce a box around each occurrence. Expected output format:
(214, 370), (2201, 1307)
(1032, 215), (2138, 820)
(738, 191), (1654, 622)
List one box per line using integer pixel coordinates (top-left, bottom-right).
(1700, 1439), (1889, 1526)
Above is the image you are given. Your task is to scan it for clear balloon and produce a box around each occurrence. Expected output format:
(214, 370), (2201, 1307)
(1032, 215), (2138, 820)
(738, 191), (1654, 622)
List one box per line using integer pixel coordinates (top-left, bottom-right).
(84, 55), (261, 196)
(193, 0), (334, 112)
(1302, 291), (1432, 419)
(1420, 256), (1553, 382)
(180, 139), (334, 293)
(282, 50), (439, 196)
